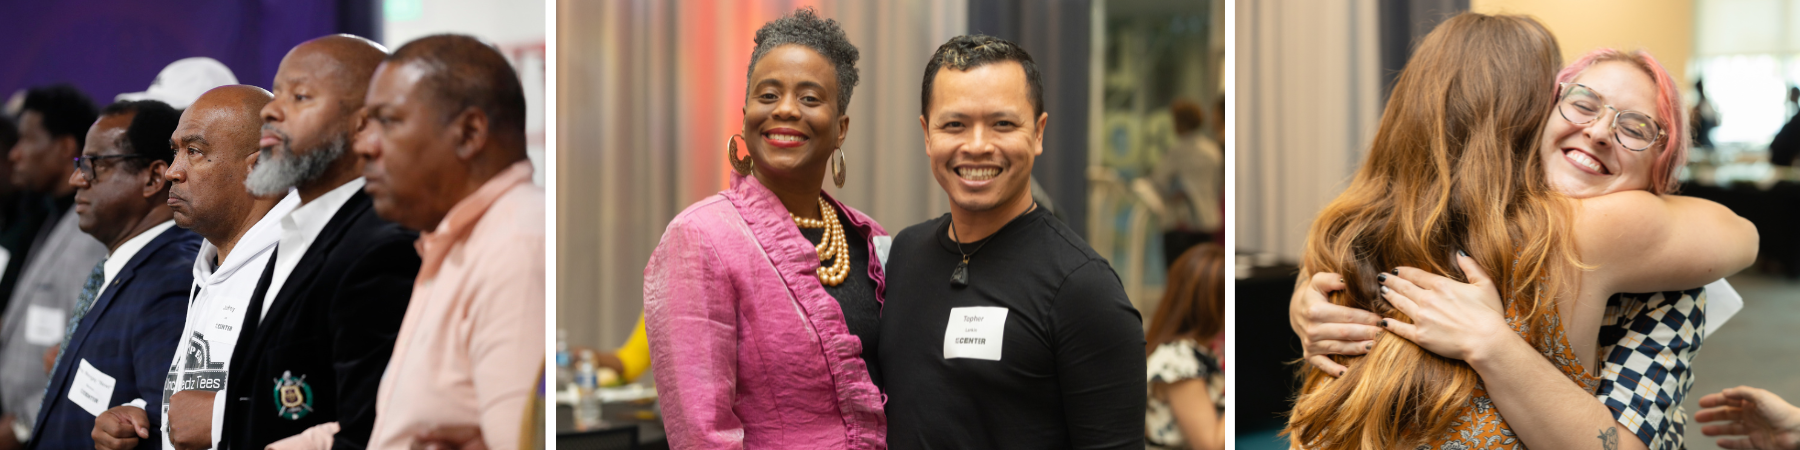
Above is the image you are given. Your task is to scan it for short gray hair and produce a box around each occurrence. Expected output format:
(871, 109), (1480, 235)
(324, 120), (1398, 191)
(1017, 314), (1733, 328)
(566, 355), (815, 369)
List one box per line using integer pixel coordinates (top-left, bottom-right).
(745, 7), (860, 113)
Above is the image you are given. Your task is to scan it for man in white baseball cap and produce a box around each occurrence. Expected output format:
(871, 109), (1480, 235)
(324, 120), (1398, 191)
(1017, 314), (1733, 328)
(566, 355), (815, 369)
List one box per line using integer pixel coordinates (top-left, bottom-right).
(115, 57), (238, 110)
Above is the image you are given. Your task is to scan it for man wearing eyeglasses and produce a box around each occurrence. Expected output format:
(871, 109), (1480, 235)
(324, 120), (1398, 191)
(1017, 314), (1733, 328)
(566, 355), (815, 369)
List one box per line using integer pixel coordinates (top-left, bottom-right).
(28, 100), (200, 450)
(0, 84), (108, 449)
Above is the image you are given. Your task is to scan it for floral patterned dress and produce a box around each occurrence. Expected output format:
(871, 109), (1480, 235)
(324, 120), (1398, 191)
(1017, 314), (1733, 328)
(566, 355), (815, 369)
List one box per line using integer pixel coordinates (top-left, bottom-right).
(1147, 338), (1224, 449)
(1420, 304), (1600, 450)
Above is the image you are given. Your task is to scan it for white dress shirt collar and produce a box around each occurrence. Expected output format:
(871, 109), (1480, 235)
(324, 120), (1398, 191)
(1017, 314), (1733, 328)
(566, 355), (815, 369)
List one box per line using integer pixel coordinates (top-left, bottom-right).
(100, 220), (177, 291)
(260, 178), (366, 318)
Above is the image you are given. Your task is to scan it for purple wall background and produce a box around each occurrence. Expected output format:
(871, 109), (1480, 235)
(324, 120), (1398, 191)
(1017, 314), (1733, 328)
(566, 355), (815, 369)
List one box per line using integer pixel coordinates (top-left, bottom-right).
(1, 0), (378, 106)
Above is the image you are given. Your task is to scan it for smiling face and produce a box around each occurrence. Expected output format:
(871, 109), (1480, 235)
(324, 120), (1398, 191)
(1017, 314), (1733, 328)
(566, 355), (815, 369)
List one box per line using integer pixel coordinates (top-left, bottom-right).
(71, 113), (148, 244)
(920, 61), (1045, 215)
(1539, 61), (1664, 198)
(742, 44), (846, 186)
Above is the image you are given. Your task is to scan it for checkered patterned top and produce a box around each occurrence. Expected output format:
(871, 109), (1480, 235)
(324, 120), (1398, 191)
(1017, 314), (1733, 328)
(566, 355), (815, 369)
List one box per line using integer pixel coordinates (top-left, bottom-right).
(1594, 287), (1706, 450)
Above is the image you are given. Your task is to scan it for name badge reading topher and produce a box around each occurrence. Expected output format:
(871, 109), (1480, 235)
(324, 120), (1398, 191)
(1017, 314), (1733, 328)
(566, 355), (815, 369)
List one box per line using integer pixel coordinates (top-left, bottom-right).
(943, 306), (1008, 361)
(70, 359), (118, 417)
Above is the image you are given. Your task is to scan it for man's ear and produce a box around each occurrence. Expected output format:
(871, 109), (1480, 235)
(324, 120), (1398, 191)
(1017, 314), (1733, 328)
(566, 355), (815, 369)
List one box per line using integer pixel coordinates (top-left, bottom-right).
(919, 115), (930, 149)
(1031, 112), (1048, 156)
(55, 136), (81, 160)
(450, 106), (489, 161)
(142, 160), (170, 198)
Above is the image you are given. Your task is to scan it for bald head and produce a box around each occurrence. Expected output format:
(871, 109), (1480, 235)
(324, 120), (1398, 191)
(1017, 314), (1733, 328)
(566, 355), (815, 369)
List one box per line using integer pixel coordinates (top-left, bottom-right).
(167, 85), (271, 241)
(183, 85), (271, 158)
(283, 34), (389, 104)
(385, 34), (527, 153)
(253, 34), (389, 197)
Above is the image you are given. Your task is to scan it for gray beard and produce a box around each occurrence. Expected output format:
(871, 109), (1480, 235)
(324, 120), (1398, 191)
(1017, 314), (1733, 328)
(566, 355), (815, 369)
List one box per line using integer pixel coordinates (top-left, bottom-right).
(246, 134), (347, 197)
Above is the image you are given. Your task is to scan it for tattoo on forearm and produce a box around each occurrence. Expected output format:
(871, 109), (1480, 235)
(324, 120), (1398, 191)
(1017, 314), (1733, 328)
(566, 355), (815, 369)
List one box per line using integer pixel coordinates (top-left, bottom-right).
(1598, 427), (1618, 450)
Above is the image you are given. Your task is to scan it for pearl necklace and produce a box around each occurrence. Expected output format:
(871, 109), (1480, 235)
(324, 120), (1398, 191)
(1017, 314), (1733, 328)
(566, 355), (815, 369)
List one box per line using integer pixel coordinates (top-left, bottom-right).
(792, 197), (851, 286)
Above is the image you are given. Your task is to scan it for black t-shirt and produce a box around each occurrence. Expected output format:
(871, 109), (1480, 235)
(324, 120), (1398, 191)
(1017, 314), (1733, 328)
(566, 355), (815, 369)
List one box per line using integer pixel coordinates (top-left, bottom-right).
(879, 207), (1145, 450)
(799, 205), (882, 387)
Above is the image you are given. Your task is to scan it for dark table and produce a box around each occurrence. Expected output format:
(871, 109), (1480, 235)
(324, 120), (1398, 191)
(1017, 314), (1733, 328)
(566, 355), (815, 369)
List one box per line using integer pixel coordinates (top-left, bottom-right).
(555, 402), (668, 450)
(1236, 263), (1303, 432)
(1683, 181), (1800, 279)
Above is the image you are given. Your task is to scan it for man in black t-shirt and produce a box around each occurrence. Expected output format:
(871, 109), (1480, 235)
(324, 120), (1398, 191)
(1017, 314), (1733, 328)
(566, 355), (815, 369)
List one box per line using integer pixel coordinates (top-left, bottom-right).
(878, 34), (1145, 450)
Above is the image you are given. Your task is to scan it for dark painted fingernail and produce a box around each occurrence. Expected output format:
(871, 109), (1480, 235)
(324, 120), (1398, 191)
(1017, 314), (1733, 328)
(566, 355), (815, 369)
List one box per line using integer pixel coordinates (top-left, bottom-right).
(1340, 369), (1347, 377)
(1365, 342), (1373, 350)
(1457, 249), (1469, 258)
(1379, 319), (1388, 327)
(1377, 273), (1387, 283)
(1391, 268), (1400, 275)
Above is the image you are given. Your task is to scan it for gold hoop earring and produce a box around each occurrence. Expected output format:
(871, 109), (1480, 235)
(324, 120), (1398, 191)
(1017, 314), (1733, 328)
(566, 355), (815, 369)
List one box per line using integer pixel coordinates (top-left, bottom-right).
(727, 134), (753, 175)
(831, 148), (846, 188)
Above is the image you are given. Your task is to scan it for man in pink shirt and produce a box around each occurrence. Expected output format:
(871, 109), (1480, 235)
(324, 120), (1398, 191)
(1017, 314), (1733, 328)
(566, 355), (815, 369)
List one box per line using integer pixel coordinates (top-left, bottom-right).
(263, 33), (544, 450)
(358, 33), (543, 450)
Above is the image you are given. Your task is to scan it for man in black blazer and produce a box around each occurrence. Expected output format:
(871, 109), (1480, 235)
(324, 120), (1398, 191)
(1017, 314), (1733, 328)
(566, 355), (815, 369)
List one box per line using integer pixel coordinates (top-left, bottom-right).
(30, 100), (198, 449)
(199, 35), (419, 450)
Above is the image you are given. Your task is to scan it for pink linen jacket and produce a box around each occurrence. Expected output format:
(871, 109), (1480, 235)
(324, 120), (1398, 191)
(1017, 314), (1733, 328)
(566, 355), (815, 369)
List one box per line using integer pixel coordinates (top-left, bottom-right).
(645, 172), (888, 450)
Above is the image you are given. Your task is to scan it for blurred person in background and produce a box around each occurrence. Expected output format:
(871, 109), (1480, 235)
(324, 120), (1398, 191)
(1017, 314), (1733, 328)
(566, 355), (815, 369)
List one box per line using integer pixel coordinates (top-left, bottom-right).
(30, 99), (196, 450)
(0, 115), (53, 325)
(1143, 243), (1224, 450)
(1693, 78), (1718, 149)
(0, 84), (106, 449)
(1774, 86), (1800, 167)
(643, 7), (888, 449)
(1150, 98), (1222, 269)
(115, 57), (239, 111)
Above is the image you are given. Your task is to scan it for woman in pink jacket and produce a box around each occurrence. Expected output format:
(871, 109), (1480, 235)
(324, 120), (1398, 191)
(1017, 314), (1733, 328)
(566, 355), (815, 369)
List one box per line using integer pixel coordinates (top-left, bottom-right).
(643, 7), (887, 449)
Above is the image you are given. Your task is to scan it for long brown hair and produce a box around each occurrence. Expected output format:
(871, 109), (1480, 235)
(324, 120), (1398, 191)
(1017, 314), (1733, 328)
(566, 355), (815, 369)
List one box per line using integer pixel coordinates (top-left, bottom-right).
(1146, 243), (1225, 354)
(1283, 13), (1580, 449)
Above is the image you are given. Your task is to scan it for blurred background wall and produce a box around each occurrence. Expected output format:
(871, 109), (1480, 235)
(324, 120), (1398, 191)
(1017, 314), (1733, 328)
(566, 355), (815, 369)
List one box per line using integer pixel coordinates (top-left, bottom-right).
(0, 1), (379, 105)
(558, 0), (1220, 362)
(1, 0), (545, 177)
(1473, 0), (1694, 87)
(380, 0), (547, 181)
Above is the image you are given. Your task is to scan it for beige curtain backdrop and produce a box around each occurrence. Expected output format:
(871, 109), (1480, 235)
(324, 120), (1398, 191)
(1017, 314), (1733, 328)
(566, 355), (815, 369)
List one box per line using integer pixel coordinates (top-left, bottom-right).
(558, 0), (967, 350)
(1233, 0), (1381, 263)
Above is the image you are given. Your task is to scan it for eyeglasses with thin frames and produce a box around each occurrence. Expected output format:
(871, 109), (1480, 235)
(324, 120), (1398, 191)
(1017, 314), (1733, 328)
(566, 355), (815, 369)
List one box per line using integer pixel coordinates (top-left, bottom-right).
(73, 154), (152, 183)
(1556, 82), (1664, 152)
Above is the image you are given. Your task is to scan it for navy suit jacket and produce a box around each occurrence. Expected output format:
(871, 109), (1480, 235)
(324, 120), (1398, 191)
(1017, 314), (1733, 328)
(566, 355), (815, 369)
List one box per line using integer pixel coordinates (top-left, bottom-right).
(27, 226), (200, 450)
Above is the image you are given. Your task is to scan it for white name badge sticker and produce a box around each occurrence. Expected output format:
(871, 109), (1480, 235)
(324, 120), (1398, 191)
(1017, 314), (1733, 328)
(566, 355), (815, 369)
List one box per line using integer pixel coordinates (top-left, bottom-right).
(872, 235), (893, 268)
(70, 359), (118, 417)
(943, 307), (1008, 361)
(24, 305), (66, 345)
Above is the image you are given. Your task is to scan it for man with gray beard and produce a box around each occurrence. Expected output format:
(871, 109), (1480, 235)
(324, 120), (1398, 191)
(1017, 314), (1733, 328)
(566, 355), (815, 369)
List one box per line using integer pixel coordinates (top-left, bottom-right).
(206, 34), (420, 450)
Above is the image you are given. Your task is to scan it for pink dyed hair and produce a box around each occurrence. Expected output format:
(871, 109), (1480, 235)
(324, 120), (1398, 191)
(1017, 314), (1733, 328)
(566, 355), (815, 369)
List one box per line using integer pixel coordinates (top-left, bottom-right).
(1553, 48), (1688, 194)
